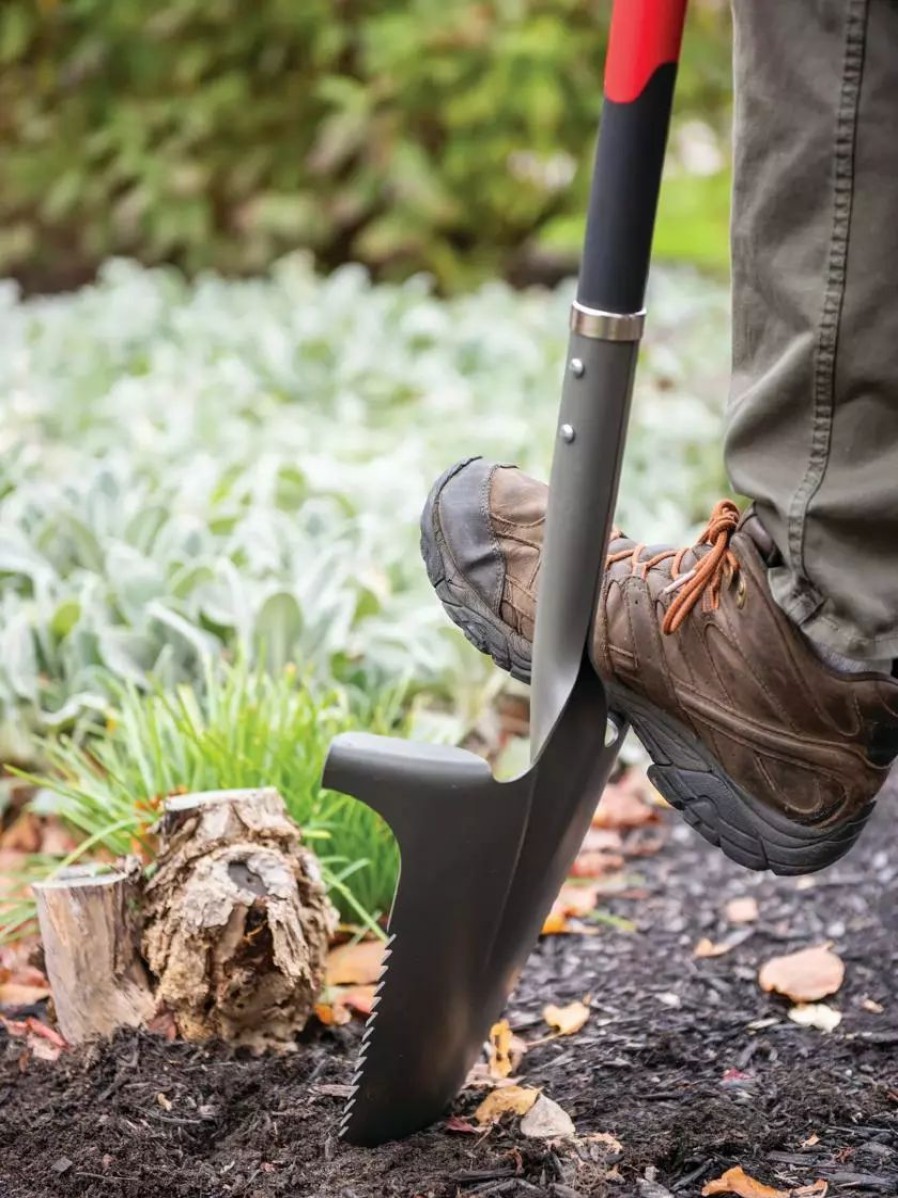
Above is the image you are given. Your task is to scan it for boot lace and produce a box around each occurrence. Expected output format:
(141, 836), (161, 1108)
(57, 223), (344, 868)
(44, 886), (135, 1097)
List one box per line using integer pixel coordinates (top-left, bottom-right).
(606, 499), (741, 635)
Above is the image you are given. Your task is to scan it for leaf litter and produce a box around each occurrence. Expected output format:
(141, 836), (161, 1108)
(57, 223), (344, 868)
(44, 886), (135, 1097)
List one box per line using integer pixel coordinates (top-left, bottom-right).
(474, 1085), (539, 1124)
(702, 1164), (827, 1197)
(726, 896), (759, 924)
(324, 939), (385, 986)
(787, 1004), (842, 1033)
(758, 945), (844, 1004)
(542, 999), (591, 1036)
(315, 939), (385, 1024)
(694, 937), (734, 959)
(486, 1019), (528, 1079)
(542, 768), (669, 933)
(519, 1093), (575, 1139)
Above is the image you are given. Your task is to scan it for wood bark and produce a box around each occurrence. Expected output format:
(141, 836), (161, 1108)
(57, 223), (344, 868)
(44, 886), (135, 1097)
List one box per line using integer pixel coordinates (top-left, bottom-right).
(141, 788), (336, 1052)
(33, 861), (155, 1044)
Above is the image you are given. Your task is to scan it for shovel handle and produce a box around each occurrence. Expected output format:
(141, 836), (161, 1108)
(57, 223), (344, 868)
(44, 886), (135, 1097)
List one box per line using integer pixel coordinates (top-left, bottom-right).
(529, 0), (688, 754)
(604, 0), (688, 105)
(579, 0), (688, 314)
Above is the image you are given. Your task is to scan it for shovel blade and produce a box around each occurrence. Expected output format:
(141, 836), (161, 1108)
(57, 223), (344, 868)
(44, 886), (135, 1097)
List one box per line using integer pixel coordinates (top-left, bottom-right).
(323, 665), (625, 1146)
(323, 731), (527, 1145)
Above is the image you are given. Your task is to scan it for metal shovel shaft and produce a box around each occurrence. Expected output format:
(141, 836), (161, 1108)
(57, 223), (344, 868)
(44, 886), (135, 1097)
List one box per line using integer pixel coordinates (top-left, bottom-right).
(531, 0), (687, 751)
(529, 332), (638, 752)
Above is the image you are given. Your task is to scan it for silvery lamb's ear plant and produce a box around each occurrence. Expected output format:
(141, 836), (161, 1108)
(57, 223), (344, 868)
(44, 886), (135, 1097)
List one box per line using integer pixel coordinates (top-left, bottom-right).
(0, 257), (729, 761)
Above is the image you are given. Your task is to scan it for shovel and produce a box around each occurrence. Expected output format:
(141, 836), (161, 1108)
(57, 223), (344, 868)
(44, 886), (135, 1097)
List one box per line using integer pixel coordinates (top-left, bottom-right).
(323, 0), (689, 1147)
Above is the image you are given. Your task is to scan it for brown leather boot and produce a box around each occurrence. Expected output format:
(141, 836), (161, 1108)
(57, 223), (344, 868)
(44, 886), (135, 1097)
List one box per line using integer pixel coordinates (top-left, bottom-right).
(421, 458), (898, 874)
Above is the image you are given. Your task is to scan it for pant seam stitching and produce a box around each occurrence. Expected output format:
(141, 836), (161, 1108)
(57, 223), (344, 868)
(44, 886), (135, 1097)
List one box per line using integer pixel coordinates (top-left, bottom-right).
(784, 0), (869, 595)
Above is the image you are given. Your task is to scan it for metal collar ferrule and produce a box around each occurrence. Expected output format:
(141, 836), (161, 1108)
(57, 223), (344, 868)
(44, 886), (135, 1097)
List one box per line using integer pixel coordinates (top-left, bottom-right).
(570, 301), (646, 342)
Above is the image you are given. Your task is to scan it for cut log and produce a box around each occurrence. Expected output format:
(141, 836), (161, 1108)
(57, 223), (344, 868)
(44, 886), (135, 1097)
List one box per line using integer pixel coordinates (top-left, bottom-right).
(33, 861), (155, 1044)
(141, 788), (337, 1052)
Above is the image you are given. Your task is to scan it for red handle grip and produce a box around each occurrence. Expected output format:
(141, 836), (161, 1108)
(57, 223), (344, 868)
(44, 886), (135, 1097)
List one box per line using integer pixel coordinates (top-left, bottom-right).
(604, 0), (688, 104)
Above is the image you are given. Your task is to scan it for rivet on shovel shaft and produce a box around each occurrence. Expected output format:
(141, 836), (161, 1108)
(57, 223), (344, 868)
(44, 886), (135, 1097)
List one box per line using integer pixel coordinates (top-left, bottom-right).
(560, 424), (576, 443)
(569, 357), (586, 378)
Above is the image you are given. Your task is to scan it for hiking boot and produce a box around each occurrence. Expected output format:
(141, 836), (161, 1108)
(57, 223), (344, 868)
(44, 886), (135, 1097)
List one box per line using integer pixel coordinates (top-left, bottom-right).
(421, 457), (898, 874)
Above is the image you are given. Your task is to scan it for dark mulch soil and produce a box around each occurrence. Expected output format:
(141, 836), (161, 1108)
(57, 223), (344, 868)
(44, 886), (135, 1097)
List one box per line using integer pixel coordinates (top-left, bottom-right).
(3, 779), (898, 1198)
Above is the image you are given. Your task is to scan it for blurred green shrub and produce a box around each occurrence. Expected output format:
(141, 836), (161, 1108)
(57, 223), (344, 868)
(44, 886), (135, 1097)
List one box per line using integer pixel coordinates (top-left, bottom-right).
(0, 0), (731, 291)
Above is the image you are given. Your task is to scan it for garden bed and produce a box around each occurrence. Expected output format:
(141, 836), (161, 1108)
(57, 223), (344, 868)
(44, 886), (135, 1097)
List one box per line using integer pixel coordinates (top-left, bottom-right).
(0, 260), (728, 769)
(3, 774), (897, 1198)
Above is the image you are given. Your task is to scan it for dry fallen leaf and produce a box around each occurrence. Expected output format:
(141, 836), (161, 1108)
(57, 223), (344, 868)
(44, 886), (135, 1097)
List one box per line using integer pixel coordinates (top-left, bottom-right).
(569, 850), (626, 879)
(519, 1093), (575, 1139)
(554, 882), (600, 918)
(489, 1019), (514, 1077)
(0, 1015), (67, 1062)
(788, 1003), (842, 1033)
(758, 945), (844, 1003)
(593, 784), (658, 830)
(314, 1000), (352, 1027)
(702, 1169), (784, 1198)
(316, 980), (378, 1025)
(544, 880), (611, 932)
(325, 940), (385, 987)
(726, 897), (759, 925)
(862, 997), (884, 1014)
(543, 1000), (590, 1036)
(487, 1019), (527, 1078)
(694, 938), (733, 960)
(541, 911), (571, 935)
(23, 1017), (66, 1049)
(27, 1036), (63, 1062)
(1, 962), (48, 989)
(580, 827), (624, 854)
(147, 1007), (178, 1041)
(474, 1085), (539, 1125)
(0, 981), (51, 1008)
(702, 1165), (827, 1197)
(444, 1115), (479, 1135)
(339, 985), (377, 1017)
(0, 813), (42, 852)
(801, 1134), (820, 1149)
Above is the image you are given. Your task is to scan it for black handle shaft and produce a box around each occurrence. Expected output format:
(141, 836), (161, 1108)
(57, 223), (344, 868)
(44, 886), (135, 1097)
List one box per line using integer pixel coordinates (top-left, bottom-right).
(578, 63), (679, 314)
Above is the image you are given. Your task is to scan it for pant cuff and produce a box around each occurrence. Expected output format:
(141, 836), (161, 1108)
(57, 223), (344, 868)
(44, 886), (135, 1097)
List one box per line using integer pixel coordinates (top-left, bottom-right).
(769, 566), (898, 662)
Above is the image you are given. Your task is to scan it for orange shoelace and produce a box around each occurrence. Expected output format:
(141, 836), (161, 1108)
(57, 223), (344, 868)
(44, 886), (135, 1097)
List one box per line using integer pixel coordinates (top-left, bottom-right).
(606, 499), (742, 635)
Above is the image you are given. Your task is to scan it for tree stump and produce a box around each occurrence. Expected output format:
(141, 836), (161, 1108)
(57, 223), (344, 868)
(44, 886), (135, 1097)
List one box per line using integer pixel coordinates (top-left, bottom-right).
(141, 788), (337, 1052)
(33, 861), (155, 1044)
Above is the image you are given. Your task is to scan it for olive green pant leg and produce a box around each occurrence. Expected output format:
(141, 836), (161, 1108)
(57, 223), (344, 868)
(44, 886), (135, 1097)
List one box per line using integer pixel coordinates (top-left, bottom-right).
(725, 0), (898, 662)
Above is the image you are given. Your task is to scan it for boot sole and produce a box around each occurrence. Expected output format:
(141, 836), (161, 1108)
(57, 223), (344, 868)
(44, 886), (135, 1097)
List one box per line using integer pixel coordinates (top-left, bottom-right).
(421, 473), (874, 875)
(607, 680), (873, 875)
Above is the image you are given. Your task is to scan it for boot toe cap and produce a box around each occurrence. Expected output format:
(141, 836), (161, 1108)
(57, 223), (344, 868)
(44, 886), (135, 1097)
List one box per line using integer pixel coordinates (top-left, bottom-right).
(420, 457), (507, 615)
